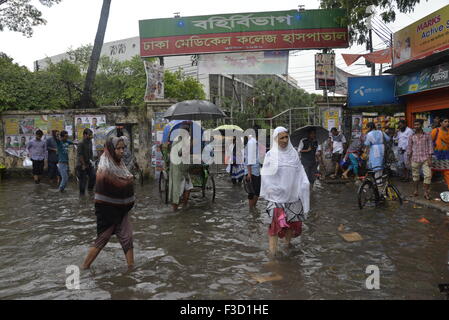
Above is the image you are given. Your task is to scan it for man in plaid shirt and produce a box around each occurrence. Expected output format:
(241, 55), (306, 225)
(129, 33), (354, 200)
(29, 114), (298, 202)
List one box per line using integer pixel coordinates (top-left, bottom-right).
(406, 119), (434, 200)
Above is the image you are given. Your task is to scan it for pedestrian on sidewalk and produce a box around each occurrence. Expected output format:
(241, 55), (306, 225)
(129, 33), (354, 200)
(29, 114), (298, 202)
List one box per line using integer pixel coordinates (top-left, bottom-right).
(55, 130), (74, 193)
(260, 127), (309, 257)
(46, 130), (60, 187)
(26, 130), (46, 184)
(407, 119), (433, 200)
(82, 136), (135, 269)
(431, 117), (449, 191)
(364, 122), (390, 188)
(330, 127), (346, 179)
(394, 120), (414, 181)
(244, 126), (262, 211)
(298, 128), (320, 185)
(76, 128), (96, 196)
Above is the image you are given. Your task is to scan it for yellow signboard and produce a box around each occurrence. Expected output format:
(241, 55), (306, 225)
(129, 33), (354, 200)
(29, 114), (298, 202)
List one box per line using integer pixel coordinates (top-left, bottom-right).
(393, 4), (449, 67)
(4, 118), (19, 135)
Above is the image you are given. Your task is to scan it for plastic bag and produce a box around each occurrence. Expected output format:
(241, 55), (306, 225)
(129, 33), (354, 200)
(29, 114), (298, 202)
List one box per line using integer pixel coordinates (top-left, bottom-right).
(23, 157), (32, 168)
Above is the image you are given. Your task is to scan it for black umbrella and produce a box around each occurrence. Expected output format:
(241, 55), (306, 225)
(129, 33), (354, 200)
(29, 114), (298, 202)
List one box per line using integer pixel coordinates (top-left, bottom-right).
(164, 100), (226, 120)
(290, 125), (329, 148)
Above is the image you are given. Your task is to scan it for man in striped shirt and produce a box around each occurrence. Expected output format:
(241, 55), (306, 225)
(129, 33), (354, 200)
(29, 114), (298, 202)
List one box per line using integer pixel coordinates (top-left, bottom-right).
(406, 119), (433, 200)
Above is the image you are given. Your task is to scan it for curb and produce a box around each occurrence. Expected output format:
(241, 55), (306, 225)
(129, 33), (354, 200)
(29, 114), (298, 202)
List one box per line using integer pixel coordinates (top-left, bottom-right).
(403, 196), (449, 214)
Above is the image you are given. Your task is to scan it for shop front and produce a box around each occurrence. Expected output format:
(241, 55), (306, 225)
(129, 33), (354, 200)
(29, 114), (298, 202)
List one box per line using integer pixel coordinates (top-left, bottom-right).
(396, 67), (449, 131)
(347, 75), (404, 139)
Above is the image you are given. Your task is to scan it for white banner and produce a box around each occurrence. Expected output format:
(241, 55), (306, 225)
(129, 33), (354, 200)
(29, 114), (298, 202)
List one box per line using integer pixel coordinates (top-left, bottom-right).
(333, 67), (359, 96)
(198, 51), (288, 75)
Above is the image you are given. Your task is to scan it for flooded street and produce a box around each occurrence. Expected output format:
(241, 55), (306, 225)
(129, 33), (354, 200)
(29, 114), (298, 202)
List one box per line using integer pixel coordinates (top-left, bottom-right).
(1, 176), (449, 300)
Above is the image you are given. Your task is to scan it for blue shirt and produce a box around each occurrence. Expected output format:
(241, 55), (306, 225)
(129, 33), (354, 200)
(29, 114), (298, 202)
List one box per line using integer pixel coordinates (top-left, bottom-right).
(244, 137), (261, 176)
(56, 140), (74, 163)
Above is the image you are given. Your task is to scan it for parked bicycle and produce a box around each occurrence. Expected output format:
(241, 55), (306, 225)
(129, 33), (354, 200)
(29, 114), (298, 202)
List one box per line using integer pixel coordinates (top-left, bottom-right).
(357, 166), (403, 209)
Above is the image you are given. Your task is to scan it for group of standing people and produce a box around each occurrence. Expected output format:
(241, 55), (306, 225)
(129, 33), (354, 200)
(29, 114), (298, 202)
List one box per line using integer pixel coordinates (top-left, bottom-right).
(25, 128), (96, 194)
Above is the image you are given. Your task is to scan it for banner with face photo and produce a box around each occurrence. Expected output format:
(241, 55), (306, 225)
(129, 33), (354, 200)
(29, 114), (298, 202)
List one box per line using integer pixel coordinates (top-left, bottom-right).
(144, 60), (164, 101)
(75, 115), (107, 157)
(351, 115), (363, 139)
(4, 115), (54, 157)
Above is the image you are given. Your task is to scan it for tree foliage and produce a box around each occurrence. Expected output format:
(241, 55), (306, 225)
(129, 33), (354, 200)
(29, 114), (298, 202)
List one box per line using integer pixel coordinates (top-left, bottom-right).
(164, 69), (206, 102)
(230, 77), (318, 130)
(0, 0), (62, 37)
(0, 52), (206, 111)
(319, 0), (426, 45)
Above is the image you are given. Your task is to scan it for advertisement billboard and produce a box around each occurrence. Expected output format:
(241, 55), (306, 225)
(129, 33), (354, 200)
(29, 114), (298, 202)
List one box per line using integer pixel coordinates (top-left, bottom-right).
(139, 9), (348, 57)
(392, 4), (449, 67)
(395, 62), (449, 96)
(198, 50), (288, 74)
(348, 75), (401, 107)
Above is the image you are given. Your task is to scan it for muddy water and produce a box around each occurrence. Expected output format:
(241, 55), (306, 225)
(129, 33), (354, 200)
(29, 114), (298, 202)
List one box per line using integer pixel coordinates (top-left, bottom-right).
(0, 176), (448, 299)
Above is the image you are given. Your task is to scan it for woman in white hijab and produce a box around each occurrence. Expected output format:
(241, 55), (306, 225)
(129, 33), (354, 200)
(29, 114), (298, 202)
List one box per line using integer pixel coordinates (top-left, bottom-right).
(260, 127), (310, 256)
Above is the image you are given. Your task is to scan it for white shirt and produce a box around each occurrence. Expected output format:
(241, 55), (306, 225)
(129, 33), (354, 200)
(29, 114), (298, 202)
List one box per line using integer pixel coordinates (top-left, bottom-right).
(395, 127), (413, 150)
(297, 139), (322, 155)
(331, 134), (346, 154)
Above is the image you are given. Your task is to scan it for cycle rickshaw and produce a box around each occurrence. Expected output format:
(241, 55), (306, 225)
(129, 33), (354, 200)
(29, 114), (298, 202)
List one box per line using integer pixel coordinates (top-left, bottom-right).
(157, 100), (226, 204)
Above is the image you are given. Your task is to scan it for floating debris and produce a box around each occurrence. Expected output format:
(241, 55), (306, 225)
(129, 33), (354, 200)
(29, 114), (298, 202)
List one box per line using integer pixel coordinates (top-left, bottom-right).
(340, 232), (363, 242)
(418, 217), (430, 224)
(249, 273), (283, 284)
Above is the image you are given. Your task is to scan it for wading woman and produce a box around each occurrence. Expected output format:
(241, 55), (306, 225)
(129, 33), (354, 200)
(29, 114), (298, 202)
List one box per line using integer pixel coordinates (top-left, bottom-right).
(260, 127), (310, 257)
(82, 136), (135, 269)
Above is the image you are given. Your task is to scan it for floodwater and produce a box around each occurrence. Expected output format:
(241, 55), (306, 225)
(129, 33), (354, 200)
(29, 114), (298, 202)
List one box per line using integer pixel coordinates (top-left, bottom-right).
(0, 175), (449, 300)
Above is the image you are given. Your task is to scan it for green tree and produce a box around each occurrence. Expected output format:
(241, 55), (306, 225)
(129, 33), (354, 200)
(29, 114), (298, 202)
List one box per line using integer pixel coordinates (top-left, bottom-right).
(0, 53), (71, 111)
(67, 44), (93, 72)
(320, 0), (425, 44)
(0, 0), (62, 37)
(164, 69), (206, 101)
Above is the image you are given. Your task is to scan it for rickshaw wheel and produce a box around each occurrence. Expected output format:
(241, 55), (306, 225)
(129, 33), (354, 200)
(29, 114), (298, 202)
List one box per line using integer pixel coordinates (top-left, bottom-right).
(202, 175), (216, 202)
(159, 170), (169, 204)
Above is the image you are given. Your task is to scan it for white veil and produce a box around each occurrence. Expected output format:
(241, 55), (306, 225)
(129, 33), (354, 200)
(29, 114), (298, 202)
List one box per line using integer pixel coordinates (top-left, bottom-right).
(260, 127), (310, 213)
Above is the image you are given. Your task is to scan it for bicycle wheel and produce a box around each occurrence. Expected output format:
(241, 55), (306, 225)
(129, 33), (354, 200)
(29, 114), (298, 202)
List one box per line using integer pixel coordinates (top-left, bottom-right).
(385, 183), (403, 206)
(159, 171), (169, 204)
(358, 179), (379, 209)
(202, 175), (216, 202)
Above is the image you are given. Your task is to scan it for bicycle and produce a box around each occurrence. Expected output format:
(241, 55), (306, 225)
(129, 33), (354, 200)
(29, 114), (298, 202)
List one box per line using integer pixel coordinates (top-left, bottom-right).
(357, 166), (403, 209)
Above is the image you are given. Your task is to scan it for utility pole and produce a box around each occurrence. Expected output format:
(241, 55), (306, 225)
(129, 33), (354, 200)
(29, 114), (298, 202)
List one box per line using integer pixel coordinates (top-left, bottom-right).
(366, 5), (376, 76)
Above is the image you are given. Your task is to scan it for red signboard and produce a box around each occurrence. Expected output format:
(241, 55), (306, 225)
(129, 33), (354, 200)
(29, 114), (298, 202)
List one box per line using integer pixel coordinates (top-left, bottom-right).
(140, 28), (348, 57)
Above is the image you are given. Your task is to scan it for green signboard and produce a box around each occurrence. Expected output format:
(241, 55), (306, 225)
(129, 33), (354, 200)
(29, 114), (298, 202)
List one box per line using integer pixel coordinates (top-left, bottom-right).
(139, 9), (348, 57)
(396, 62), (449, 96)
(139, 9), (346, 38)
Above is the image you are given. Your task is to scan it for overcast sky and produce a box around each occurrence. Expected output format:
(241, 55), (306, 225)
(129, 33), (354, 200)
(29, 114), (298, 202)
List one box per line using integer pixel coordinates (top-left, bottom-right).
(0, 0), (447, 93)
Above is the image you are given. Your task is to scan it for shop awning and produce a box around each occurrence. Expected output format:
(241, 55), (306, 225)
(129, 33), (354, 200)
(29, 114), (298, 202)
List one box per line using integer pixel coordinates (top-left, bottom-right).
(384, 48), (449, 75)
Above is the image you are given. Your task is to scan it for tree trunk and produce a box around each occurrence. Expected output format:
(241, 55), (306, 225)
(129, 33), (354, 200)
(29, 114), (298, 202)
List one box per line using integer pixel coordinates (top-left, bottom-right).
(79, 0), (112, 108)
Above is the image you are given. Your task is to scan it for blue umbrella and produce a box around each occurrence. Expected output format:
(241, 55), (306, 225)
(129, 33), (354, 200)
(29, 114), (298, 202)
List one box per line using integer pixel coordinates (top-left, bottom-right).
(162, 120), (187, 143)
(161, 120), (204, 144)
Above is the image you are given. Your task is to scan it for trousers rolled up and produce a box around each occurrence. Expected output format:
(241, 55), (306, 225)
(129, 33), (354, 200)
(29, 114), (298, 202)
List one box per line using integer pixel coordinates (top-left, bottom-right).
(57, 162), (69, 191)
(76, 165), (96, 195)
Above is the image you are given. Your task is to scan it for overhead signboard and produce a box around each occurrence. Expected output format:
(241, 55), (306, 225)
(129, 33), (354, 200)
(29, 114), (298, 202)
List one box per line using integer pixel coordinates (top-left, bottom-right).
(348, 75), (401, 107)
(392, 4), (449, 67)
(395, 62), (449, 96)
(139, 9), (348, 57)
